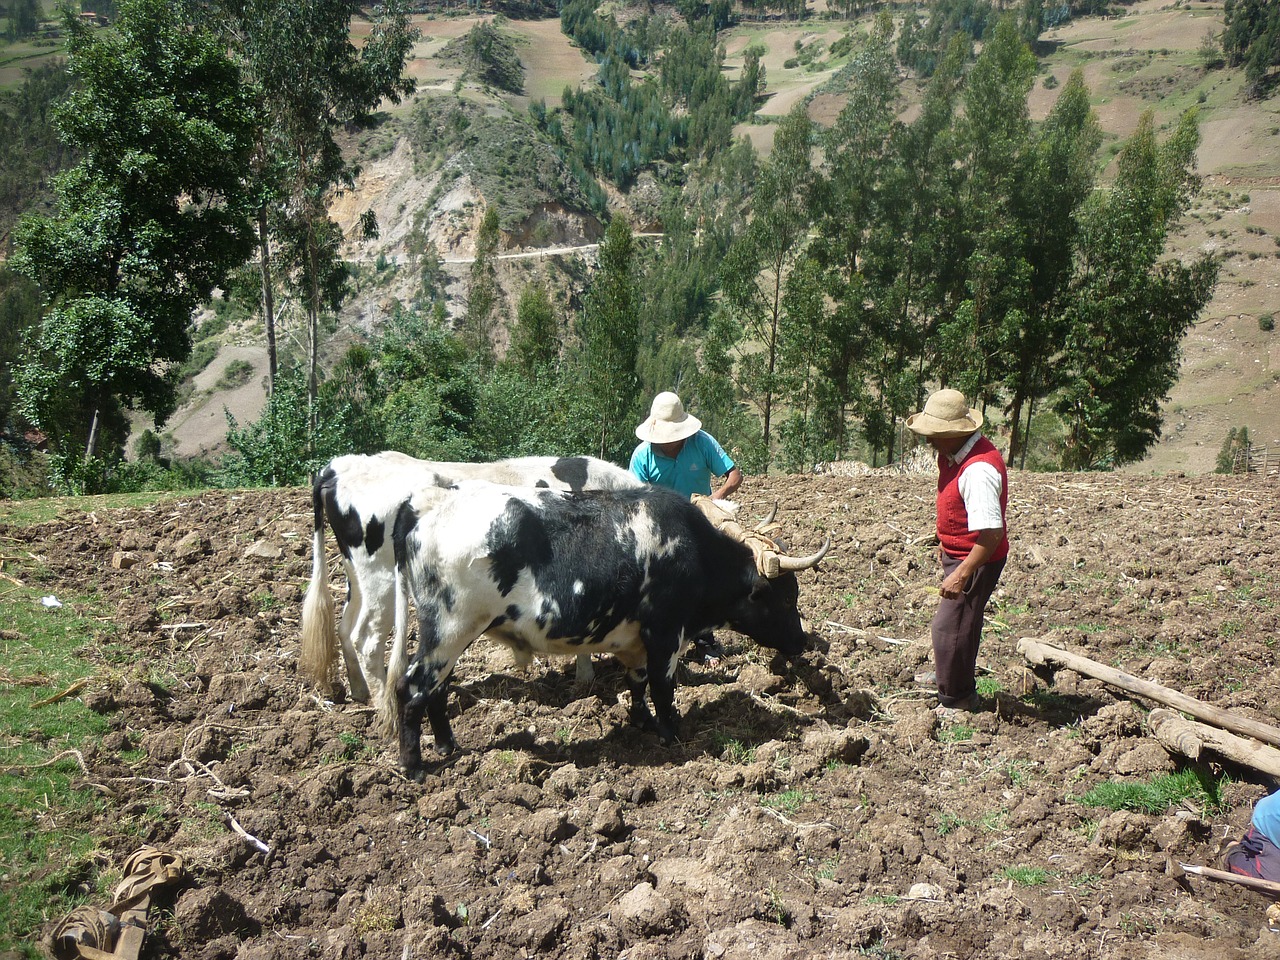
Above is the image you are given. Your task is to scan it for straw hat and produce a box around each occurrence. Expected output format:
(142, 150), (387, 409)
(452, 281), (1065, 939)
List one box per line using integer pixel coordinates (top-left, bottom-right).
(906, 389), (983, 439)
(636, 392), (702, 444)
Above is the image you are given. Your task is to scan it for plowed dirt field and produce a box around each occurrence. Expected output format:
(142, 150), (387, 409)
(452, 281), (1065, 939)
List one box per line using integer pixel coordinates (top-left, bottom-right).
(5, 471), (1279, 959)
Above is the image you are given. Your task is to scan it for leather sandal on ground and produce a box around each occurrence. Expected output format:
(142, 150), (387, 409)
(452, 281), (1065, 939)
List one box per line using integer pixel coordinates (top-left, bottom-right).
(110, 846), (185, 912)
(47, 846), (185, 960)
(49, 907), (120, 960)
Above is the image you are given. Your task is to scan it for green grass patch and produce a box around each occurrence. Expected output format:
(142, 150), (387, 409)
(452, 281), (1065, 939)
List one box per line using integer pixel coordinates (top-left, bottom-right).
(0, 490), (173, 527)
(998, 865), (1049, 887)
(1072, 769), (1230, 817)
(763, 789), (813, 816)
(937, 722), (976, 742)
(975, 676), (1003, 698)
(712, 734), (756, 764)
(0, 586), (123, 952)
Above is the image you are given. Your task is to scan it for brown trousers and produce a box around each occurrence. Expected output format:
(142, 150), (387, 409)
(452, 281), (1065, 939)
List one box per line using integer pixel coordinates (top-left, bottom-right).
(932, 552), (1006, 706)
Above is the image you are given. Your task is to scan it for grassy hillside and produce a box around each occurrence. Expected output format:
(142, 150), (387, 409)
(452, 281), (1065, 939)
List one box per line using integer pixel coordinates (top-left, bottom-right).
(7, 4), (1273, 474)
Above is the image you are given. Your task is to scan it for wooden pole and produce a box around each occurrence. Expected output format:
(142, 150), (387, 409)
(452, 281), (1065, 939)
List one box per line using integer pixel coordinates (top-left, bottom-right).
(1150, 709), (1280, 777)
(1018, 638), (1280, 749)
(1178, 862), (1280, 898)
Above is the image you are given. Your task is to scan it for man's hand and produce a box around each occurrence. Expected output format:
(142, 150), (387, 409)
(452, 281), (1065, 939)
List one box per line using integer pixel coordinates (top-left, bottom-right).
(939, 528), (1003, 599)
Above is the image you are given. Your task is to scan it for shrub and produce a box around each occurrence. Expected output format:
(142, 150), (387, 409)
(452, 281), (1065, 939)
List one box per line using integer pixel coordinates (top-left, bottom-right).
(1260, 314), (1275, 332)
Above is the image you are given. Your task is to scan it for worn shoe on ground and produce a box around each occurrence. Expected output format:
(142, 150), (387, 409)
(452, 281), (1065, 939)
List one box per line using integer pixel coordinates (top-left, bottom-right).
(934, 694), (979, 720)
(914, 670), (937, 688)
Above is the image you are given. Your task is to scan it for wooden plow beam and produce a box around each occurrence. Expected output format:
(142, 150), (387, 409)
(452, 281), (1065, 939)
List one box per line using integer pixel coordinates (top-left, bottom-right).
(1017, 637), (1280, 750)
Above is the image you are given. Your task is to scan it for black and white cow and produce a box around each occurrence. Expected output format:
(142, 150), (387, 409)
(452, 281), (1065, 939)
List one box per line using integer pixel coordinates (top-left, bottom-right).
(299, 452), (643, 731)
(390, 482), (828, 781)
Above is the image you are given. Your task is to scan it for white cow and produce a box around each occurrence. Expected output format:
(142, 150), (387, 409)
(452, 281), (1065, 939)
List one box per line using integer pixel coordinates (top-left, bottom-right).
(299, 452), (643, 731)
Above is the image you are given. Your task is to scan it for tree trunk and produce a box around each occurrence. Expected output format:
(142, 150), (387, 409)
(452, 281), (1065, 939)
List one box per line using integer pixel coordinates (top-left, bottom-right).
(85, 406), (100, 460)
(258, 203), (278, 392)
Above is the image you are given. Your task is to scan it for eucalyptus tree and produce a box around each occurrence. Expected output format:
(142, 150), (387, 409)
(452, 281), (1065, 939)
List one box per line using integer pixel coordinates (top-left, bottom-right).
(12, 0), (256, 474)
(1001, 69), (1101, 464)
(809, 13), (900, 462)
(1056, 110), (1218, 468)
(718, 103), (815, 467)
(855, 33), (968, 463)
(576, 215), (640, 462)
(945, 15), (1037, 411)
(509, 282), (560, 376)
(209, 0), (417, 410)
(463, 206), (501, 369)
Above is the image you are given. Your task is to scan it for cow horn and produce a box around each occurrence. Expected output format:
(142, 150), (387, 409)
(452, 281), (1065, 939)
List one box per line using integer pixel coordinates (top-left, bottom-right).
(775, 536), (830, 572)
(754, 502), (778, 530)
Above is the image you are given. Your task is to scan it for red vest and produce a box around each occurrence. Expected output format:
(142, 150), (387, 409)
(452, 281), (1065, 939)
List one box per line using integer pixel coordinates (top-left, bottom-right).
(937, 436), (1009, 563)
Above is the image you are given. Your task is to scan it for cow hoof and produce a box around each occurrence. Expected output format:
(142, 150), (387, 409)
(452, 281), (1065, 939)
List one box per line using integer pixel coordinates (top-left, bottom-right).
(433, 740), (457, 757)
(400, 764), (426, 783)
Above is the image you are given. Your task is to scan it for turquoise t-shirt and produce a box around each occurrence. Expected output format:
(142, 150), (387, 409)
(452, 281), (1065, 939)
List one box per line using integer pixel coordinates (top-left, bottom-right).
(1255, 789), (1280, 845)
(629, 431), (735, 498)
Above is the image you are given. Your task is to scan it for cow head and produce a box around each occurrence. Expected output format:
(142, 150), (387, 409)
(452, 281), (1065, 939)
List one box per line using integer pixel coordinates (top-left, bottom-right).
(693, 496), (829, 658)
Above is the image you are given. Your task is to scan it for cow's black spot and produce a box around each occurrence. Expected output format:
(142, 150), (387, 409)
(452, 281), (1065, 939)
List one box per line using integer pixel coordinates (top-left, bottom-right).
(550, 457), (590, 492)
(486, 500), (554, 595)
(506, 604), (521, 621)
(392, 501), (419, 569)
(364, 517), (385, 557)
(329, 502), (364, 561)
(535, 480), (549, 488)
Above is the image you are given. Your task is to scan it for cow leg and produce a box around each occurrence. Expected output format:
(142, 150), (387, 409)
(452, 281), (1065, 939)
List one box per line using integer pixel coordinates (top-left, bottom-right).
(647, 649), (681, 744)
(424, 673), (456, 757)
(396, 657), (457, 780)
(396, 664), (428, 781)
(336, 566), (372, 703)
(354, 596), (395, 708)
(623, 667), (655, 730)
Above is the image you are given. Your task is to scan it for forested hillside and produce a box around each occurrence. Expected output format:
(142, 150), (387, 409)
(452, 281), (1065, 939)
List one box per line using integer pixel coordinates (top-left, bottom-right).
(0, 0), (1276, 495)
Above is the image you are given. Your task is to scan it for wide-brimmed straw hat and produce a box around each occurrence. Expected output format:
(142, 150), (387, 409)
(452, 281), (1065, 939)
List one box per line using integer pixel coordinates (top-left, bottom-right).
(906, 389), (983, 439)
(636, 392), (702, 444)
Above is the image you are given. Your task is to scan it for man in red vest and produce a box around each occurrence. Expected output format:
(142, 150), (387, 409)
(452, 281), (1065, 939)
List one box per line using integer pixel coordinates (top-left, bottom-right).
(906, 389), (1009, 718)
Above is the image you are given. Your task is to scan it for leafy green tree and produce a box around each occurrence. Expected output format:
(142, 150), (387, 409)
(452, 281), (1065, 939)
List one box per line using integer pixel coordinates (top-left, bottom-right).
(6, 0), (39, 40)
(810, 14), (900, 462)
(463, 206), (501, 369)
(509, 282), (560, 375)
(0, 268), (41, 434)
(223, 367), (347, 486)
(12, 0), (256, 471)
(1223, 0), (1280, 96)
(209, 0), (417, 405)
(576, 215), (640, 461)
(719, 103), (815, 467)
(1056, 110), (1219, 468)
(945, 15), (1038, 411)
(1001, 69), (1101, 464)
(0, 62), (75, 241)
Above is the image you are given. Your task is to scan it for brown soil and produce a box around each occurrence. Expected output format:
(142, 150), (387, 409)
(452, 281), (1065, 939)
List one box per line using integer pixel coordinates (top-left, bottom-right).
(8, 472), (1280, 958)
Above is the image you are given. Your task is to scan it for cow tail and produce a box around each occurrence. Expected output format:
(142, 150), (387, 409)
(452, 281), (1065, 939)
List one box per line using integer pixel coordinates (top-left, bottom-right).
(299, 473), (339, 690)
(377, 573), (409, 738)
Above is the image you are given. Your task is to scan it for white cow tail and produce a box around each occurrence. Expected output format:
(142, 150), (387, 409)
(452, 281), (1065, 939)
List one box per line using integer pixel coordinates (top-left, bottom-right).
(299, 496), (339, 691)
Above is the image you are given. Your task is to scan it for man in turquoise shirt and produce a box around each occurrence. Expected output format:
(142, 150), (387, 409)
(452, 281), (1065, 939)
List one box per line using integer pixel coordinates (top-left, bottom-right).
(629, 391), (742, 665)
(630, 392), (742, 499)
